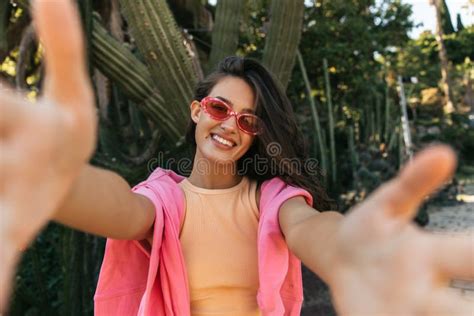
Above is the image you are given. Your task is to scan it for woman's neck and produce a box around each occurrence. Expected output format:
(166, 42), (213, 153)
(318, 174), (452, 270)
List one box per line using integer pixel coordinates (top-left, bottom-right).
(187, 161), (242, 190)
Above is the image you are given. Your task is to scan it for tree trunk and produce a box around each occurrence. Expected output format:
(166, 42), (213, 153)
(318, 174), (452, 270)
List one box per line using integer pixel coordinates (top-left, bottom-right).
(430, 0), (456, 115)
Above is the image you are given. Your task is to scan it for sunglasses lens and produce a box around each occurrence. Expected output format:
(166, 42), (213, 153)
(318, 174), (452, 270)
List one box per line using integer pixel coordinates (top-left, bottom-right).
(206, 100), (229, 119)
(238, 115), (262, 134)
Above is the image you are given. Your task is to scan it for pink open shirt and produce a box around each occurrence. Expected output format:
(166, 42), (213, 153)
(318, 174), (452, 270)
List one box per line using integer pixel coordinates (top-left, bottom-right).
(94, 168), (313, 315)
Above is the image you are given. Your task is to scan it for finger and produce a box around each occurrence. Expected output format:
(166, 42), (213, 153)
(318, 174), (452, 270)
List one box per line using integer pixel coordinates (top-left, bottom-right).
(0, 88), (29, 135)
(423, 287), (474, 316)
(32, 0), (91, 105)
(431, 232), (474, 280)
(372, 145), (456, 223)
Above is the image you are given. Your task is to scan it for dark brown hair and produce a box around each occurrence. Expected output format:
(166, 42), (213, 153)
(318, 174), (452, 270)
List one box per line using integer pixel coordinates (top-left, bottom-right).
(185, 56), (335, 211)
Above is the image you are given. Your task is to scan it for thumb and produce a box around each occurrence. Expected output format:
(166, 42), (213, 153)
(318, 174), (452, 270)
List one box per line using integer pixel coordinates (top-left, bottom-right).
(32, 0), (91, 106)
(347, 145), (457, 238)
(376, 144), (457, 222)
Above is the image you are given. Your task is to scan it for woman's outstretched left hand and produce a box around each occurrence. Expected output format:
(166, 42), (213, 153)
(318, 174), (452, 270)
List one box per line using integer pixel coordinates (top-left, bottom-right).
(327, 145), (473, 315)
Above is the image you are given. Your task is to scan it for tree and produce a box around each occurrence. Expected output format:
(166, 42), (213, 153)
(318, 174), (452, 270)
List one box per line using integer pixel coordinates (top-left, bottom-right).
(430, 0), (456, 115)
(439, 0), (455, 35)
(456, 13), (465, 32)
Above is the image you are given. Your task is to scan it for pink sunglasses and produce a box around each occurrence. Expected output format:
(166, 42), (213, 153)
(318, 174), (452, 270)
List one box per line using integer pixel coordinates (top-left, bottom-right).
(199, 97), (265, 135)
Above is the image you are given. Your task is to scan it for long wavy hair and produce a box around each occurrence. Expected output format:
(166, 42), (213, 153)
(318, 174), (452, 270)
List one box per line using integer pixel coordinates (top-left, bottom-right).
(185, 56), (335, 211)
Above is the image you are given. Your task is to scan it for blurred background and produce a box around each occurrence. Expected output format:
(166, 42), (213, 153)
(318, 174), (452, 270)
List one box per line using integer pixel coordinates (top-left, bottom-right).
(1, 0), (472, 314)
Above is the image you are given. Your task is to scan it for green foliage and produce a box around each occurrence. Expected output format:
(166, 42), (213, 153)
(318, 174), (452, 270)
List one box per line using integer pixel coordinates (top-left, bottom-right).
(438, 114), (474, 163)
(439, 0), (455, 35)
(456, 13), (465, 31)
(295, 0), (413, 110)
(289, 0), (414, 197)
(444, 26), (474, 63)
(395, 32), (440, 89)
(394, 26), (473, 114)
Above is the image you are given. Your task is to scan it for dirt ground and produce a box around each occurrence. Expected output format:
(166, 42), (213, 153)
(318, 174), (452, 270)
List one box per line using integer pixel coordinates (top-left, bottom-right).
(424, 183), (474, 301)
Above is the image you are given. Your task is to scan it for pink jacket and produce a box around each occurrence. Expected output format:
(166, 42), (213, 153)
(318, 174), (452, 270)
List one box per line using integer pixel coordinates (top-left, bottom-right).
(94, 168), (313, 315)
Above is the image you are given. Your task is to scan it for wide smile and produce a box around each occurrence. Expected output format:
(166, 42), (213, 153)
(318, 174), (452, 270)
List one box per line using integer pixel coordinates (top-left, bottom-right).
(210, 133), (236, 149)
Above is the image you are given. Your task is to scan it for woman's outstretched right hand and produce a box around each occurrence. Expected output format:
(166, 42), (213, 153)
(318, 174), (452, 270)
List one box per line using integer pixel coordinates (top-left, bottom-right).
(0, 1), (96, 310)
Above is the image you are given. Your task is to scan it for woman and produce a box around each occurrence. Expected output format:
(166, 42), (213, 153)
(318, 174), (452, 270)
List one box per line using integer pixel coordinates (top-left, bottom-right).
(1, 2), (472, 315)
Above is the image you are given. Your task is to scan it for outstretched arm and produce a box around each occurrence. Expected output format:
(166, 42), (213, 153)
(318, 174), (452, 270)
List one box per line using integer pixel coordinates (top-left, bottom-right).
(279, 199), (342, 284)
(280, 145), (473, 315)
(0, 1), (155, 310)
(54, 165), (154, 241)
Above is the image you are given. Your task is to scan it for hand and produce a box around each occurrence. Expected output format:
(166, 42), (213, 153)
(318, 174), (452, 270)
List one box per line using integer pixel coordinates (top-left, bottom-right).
(328, 145), (473, 315)
(0, 1), (96, 310)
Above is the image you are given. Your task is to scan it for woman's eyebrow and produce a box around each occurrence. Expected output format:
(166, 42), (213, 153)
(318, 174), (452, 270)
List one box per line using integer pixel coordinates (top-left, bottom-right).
(215, 96), (255, 113)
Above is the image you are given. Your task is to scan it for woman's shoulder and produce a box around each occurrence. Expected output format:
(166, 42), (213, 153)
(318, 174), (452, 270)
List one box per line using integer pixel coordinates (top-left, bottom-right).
(250, 176), (286, 208)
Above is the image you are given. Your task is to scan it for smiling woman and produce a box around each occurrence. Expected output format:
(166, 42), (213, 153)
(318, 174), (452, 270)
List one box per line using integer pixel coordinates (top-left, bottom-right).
(185, 57), (334, 207)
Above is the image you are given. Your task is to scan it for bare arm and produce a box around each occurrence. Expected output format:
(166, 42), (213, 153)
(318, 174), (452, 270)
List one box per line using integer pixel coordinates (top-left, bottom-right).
(54, 164), (155, 240)
(279, 196), (342, 284)
(280, 146), (473, 315)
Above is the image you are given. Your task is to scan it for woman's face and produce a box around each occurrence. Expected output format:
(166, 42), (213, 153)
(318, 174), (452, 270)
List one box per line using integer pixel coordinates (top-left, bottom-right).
(190, 76), (256, 166)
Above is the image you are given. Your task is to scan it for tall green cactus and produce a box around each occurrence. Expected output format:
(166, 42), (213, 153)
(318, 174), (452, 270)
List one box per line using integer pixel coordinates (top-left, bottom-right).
(323, 58), (337, 186)
(375, 90), (381, 142)
(262, 0), (304, 89)
(119, 0), (199, 127)
(91, 17), (182, 140)
(207, 0), (244, 72)
(348, 125), (358, 184)
(384, 81), (391, 143)
(297, 50), (328, 177)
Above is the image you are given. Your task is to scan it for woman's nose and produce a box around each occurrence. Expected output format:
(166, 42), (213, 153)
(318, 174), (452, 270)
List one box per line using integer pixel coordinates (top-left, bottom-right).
(220, 115), (238, 133)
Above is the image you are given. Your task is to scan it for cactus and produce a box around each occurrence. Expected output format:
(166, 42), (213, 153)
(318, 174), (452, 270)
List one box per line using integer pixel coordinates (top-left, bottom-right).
(208, 0), (244, 72)
(348, 125), (358, 183)
(323, 58), (337, 186)
(0, 0), (11, 53)
(296, 50), (328, 178)
(384, 82), (391, 143)
(119, 0), (199, 126)
(375, 90), (381, 142)
(91, 17), (182, 141)
(369, 105), (375, 142)
(262, 0), (305, 89)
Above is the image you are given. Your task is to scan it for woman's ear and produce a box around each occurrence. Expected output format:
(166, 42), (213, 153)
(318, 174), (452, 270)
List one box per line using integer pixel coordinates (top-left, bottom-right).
(190, 101), (201, 124)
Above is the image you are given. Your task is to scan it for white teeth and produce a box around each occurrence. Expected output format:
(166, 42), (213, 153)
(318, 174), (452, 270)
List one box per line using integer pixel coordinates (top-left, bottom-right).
(212, 134), (234, 147)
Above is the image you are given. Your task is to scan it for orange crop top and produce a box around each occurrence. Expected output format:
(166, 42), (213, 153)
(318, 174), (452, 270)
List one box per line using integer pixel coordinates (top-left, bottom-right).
(178, 176), (262, 316)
